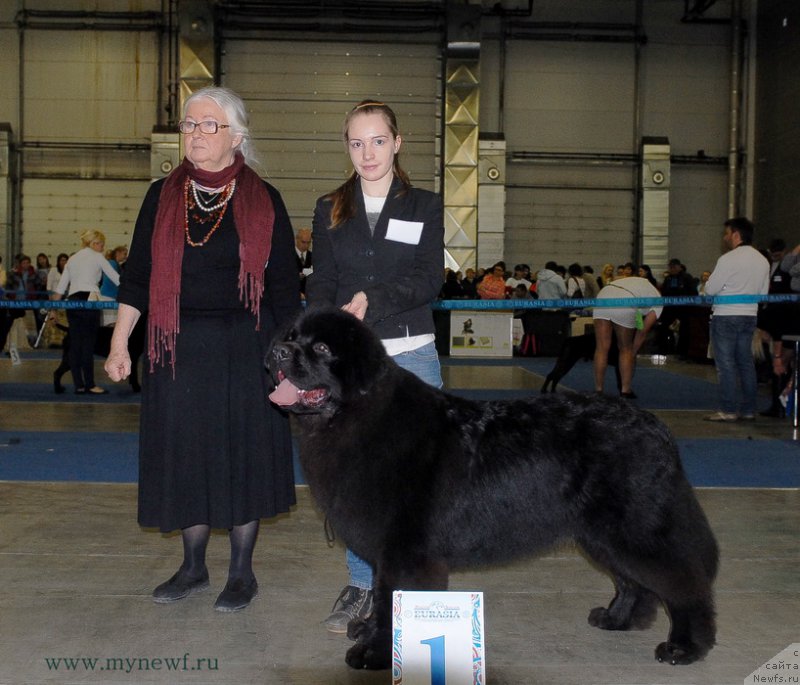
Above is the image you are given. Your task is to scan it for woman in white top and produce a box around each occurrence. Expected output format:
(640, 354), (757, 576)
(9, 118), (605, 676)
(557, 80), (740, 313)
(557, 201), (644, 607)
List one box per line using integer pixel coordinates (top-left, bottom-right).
(53, 230), (120, 394)
(593, 275), (663, 398)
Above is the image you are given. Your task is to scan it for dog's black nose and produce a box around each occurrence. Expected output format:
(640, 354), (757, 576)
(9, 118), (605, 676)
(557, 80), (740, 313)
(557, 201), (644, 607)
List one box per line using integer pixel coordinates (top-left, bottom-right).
(273, 343), (291, 362)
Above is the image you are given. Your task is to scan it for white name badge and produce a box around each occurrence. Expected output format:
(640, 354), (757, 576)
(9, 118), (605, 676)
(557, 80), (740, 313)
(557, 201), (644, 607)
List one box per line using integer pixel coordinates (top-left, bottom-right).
(386, 218), (424, 245)
(392, 590), (485, 685)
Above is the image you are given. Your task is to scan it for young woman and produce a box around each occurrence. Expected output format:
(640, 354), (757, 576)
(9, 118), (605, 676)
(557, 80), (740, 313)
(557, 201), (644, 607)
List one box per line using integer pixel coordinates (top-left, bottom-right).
(306, 100), (444, 633)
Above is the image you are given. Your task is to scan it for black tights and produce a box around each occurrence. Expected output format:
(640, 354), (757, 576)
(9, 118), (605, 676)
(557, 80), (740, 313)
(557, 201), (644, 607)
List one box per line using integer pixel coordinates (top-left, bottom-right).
(179, 520), (260, 582)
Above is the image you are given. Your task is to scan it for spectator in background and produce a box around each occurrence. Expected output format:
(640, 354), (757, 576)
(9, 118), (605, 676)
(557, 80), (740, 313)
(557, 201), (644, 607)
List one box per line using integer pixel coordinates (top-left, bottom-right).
(593, 275), (663, 398)
(658, 257), (698, 356)
(698, 270), (712, 295)
(506, 263), (532, 291)
(35, 254), (51, 286)
(440, 268), (465, 299)
(566, 263), (586, 298)
(639, 264), (658, 287)
(536, 261), (567, 301)
(461, 267), (478, 299)
(703, 217), (770, 422)
(46, 253), (69, 293)
(294, 227), (313, 296)
(477, 262), (508, 299)
(581, 265), (599, 299)
(597, 263), (615, 289)
(52, 230), (120, 394)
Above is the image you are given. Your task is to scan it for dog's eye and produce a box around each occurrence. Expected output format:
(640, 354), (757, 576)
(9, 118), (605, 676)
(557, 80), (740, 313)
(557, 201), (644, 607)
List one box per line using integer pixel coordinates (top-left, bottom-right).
(313, 342), (330, 356)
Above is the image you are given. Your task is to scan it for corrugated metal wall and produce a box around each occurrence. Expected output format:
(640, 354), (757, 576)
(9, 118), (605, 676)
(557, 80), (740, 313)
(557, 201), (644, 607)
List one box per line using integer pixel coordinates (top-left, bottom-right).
(0, 0), (769, 283)
(221, 39), (441, 229)
(18, 28), (158, 257)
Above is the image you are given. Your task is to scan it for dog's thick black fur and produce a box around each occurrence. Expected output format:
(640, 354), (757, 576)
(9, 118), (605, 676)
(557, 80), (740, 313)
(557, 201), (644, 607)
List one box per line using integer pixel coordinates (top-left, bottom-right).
(541, 333), (620, 393)
(269, 308), (718, 671)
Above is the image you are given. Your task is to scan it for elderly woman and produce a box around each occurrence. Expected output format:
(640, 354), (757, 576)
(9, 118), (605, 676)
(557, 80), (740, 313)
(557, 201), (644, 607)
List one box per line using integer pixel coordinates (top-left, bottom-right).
(105, 87), (300, 612)
(52, 230), (120, 394)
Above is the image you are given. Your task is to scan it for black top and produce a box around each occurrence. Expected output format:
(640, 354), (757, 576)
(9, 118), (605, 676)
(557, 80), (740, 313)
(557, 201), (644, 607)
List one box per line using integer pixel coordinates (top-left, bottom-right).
(307, 177), (444, 340)
(119, 177), (300, 328)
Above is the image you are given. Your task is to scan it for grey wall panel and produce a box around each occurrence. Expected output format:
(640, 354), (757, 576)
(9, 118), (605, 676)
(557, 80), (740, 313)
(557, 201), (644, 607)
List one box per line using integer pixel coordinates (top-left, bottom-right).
(21, 179), (150, 260)
(23, 31), (159, 143)
(504, 184), (634, 271)
(504, 42), (635, 153)
(222, 39), (440, 228)
(668, 165), (730, 276)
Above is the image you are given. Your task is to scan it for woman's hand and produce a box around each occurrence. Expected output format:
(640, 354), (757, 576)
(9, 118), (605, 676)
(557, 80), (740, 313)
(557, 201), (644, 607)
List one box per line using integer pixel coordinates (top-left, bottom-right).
(342, 291), (368, 320)
(105, 346), (132, 382)
(104, 303), (141, 382)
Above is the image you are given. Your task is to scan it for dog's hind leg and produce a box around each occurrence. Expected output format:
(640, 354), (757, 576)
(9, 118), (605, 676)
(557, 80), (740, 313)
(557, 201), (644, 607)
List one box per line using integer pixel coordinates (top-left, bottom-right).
(588, 574), (659, 631)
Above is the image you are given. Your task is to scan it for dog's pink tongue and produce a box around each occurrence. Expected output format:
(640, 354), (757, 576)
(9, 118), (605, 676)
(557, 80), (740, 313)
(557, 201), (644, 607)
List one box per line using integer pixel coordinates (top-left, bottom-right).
(269, 378), (300, 406)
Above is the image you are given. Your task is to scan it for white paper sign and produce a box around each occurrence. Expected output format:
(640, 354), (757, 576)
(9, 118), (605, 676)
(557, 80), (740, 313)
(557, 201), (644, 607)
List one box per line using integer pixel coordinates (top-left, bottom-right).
(392, 590), (485, 685)
(450, 310), (513, 358)
(386, 219), (424, 245)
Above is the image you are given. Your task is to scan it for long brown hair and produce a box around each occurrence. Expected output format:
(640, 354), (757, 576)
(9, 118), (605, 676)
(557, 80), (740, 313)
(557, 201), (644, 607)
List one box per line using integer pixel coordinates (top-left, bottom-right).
(327, 100), (411, 228)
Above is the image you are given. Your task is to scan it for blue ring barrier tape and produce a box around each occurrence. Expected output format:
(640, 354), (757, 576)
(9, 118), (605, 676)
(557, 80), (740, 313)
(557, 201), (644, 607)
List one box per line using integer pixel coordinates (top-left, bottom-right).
(0, 299), (119, 310)
(1, 293), (798, 311)
(430, 293), (800, 310)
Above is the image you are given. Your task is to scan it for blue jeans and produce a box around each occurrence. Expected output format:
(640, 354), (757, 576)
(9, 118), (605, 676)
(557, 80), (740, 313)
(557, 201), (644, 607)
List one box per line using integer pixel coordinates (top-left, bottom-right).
(346, 341), (442, 589)
(710, 315), (758, 416)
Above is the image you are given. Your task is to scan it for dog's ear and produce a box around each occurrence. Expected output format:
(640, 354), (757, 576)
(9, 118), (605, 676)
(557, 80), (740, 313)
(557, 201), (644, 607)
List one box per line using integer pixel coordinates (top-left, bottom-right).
(334, 312), (389, 397)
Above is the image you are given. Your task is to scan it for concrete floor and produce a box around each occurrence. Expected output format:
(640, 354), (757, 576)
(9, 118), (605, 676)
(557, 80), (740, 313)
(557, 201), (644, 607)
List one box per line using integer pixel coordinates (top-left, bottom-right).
(0, 354), (798, 685)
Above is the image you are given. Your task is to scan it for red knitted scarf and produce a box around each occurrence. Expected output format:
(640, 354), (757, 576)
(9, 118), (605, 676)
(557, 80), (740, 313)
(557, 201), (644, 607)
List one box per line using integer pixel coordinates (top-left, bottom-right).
(148, 153), (274, 373)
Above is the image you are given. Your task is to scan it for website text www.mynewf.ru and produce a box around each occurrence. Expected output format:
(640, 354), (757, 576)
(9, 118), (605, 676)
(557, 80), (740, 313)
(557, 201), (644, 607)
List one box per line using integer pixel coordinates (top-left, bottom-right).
(44, 653), (218, 674)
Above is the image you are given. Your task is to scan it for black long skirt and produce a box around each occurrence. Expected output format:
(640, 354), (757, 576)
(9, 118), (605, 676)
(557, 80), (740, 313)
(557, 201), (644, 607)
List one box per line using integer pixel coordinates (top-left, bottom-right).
(137, 309), (295, 532)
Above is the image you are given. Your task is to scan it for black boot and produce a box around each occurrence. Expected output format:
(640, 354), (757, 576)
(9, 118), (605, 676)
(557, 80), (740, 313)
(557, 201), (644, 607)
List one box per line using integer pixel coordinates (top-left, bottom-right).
(53, 370), (65, 394)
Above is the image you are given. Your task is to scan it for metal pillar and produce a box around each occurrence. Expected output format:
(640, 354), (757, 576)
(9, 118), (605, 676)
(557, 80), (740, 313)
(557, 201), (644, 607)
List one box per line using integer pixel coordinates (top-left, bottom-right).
(0, 125), (13, 265)
(178, 0), (215, 104)
(640, 137), (671, 274)
(443, 6), (481, 273)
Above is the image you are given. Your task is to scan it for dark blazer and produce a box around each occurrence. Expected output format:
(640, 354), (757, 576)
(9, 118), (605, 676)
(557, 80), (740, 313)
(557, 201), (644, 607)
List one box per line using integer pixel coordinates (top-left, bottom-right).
(295, 249), (312, 271)
(307, 177), (444, 340)
(296, 249), (312, 294)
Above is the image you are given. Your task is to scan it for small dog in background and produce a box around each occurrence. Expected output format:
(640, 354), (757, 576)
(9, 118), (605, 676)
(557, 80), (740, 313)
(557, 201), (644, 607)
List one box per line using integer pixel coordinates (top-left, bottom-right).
(541, 333), (620, 393)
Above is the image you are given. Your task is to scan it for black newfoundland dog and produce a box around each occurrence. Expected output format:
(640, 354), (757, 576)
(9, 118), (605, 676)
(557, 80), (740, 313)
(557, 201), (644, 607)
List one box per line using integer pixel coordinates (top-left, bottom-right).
(269, 308), (718, 671)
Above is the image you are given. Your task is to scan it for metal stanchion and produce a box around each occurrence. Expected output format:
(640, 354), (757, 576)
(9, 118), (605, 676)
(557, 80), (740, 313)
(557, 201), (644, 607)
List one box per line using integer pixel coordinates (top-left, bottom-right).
(782, 335), (800, 440)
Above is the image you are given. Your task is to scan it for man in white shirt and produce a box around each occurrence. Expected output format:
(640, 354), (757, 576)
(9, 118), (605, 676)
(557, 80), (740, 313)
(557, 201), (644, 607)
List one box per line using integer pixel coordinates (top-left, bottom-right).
(703, 217), (770, 422)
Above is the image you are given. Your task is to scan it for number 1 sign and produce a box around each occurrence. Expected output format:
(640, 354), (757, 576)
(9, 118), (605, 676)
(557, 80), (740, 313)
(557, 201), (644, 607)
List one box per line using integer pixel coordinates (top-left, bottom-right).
(392, 590), (485, 685)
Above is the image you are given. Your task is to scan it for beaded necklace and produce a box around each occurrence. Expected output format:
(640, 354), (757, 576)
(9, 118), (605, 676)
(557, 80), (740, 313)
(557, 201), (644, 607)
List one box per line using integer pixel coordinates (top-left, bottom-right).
(183, 177), (236, 247)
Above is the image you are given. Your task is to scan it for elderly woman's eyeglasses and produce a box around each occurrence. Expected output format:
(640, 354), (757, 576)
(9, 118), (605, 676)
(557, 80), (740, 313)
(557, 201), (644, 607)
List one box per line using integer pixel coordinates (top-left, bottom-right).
(178, 120), (231, 134)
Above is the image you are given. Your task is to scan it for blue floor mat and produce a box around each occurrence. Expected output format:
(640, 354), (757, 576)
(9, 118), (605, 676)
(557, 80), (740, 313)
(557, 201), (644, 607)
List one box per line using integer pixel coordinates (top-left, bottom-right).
(0, 382), (141, 403)
(2, 431), (798, 488)
(449, 357), (720, 410)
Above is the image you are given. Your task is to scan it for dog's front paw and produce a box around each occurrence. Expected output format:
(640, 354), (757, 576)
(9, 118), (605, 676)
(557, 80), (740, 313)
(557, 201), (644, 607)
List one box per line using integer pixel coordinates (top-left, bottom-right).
(345, 640), (391, 670)
(588, 606), (627, 630)
(655, 641), (703, 665)
(346, 617), (369, 642)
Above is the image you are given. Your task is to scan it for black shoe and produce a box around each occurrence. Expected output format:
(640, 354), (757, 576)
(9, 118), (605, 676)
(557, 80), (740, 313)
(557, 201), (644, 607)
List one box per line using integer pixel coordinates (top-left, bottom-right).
(74, 388), (86, 395)
(214, 576), (258, 612)
(620, 391), (638, 399)
(323, 585), (374, 634)
(759, 406), (785, 418)
(53, 372), (65, 394)
(152, 569), (210, 603)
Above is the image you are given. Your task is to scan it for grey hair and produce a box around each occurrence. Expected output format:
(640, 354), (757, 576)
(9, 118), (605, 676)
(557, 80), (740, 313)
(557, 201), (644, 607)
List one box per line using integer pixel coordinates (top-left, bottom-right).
(183, 86), (259, 168)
